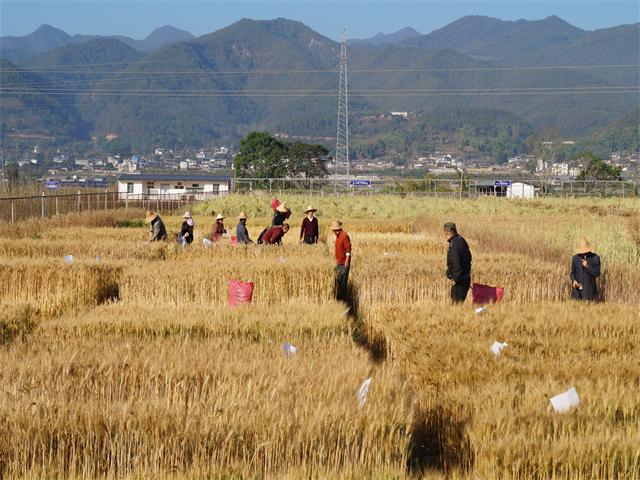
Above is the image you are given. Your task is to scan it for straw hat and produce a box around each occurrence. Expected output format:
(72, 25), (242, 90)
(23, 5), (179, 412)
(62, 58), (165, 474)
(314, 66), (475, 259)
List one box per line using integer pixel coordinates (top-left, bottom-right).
(216, 213), (225, 220)
(576, 237), (594, 254)
(330, 219), (343, 231)
(276, 203), (289, 213)
(239, 211), (248, 220)
(183, 211), (192, 219)
(305, 206), (317, 213)
(144, 211), (158, 224)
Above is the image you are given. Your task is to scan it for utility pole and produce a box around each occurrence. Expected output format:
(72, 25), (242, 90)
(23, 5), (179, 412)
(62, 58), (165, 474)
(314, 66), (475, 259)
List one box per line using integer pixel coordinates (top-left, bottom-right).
(335, 29), (349, 177)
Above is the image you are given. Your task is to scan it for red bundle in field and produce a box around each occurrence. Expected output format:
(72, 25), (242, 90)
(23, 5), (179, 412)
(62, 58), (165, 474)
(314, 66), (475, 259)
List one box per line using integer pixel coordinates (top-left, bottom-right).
(271, 198), (281, 211)
(472, 283), (504, 305)
(230, 236), (238, 246)
(228, 279), (254, 307)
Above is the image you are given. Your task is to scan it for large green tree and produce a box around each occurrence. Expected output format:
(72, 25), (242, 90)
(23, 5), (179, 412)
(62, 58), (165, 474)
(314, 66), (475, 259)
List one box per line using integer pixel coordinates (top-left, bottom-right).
(234, 132), (330, 178)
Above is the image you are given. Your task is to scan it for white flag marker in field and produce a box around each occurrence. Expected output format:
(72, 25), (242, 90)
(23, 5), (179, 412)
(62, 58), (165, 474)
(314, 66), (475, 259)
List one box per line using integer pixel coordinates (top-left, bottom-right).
(358, 377), (373, 408)
(475, 306), (488, 315)
(491, 341), (508, 357)
(63, 255), (73, 265)
(550, 387), (580, 413)
(282, 342), (297, 357)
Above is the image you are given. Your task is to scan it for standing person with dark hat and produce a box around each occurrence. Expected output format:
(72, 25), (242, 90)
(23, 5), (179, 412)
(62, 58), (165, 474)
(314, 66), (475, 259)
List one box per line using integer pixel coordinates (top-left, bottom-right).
(331, 219), (352, 301)
(444, 222), (472, 304)
(570, 237), (601, 301)
(300, 206), (319, 244)
(145, 211), (167, 242)
(236, 212), (253, 244)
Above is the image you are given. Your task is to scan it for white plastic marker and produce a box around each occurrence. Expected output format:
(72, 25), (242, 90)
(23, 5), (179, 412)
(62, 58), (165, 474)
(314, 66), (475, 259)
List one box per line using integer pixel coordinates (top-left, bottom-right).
(63, 255), (73, 265)
(550, 387), (580, 413)
(491, 341), (508, 357)
(282, 342), (298, 357)
(475, 306), (488, 315)
(202, 238), (213, 247)
(358, 377), (373, 408)
(279, 256), (287, 265)
(95, 256), (101, 262)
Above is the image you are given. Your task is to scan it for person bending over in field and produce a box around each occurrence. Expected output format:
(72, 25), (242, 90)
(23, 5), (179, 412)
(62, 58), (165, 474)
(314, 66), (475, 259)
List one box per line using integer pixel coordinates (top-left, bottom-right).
(145, 211), (167, 242)
(236, 212), (253, 244)
(444, 222), (472, 304)
(300, 206), (319, 244)
(570, 237), (601, 301)
(211, 213), (226, 242)
(179, 211), (194, 245)
(272, 203), (291, 226)
(262, 223), (290, 245)
(331, 219), (351, 302)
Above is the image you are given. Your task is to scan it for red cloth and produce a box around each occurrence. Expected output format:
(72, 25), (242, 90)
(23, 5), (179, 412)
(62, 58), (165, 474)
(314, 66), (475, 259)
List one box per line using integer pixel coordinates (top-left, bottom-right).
(262, 226), (285, 245)
(334, 230), (351, 265)
(472, 283), (504, 305)
(228, 279), (254, 307)
(230, 236), (238, 246)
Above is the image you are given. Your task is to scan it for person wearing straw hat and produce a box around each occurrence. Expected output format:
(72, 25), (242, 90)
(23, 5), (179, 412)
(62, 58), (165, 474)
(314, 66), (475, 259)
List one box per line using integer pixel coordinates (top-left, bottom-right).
(236, 212), (253, 244)
(300, 206), (319, 244)
(144, 211), (167, 242)
(331, 219), (351, 301)
(444, 222), (472, 304)
(272, 202), (291, 227)
(570, 237), (601, 301)
(179, 211), (195, 245)
(211, 213), (227, 242)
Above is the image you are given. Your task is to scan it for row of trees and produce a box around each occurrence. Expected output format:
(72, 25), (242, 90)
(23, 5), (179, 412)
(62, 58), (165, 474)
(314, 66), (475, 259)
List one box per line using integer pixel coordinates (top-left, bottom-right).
(233, 132), (330, 178)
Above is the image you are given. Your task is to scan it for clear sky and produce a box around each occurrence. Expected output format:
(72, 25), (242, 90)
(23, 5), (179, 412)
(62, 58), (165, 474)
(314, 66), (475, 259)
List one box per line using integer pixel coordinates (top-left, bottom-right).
(1, 0), (638, 40)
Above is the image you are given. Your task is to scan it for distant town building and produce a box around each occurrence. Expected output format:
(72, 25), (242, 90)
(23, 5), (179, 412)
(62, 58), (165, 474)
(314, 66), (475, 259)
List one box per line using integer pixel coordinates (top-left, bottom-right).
(117, 173), (231, 199)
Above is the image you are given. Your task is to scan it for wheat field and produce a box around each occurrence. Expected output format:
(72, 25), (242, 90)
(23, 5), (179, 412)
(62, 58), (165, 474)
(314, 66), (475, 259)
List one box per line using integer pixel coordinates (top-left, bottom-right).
(0, 195), (639, 479)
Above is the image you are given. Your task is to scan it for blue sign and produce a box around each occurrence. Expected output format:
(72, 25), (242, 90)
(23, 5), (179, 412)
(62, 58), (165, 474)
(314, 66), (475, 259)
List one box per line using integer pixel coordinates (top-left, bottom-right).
(350, 179), (372, 187)
(44, 180), (59, 190)
(494, 180), (512, 187)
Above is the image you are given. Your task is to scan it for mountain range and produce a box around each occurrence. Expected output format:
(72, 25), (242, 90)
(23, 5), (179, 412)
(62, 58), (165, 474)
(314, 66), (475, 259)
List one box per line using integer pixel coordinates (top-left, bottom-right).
(0, 24), (194, 62)
(1, 16), (638, 158)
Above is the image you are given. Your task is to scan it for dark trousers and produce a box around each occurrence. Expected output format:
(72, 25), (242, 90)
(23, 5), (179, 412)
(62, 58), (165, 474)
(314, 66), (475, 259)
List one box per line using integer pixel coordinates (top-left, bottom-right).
(303, 235), (318, 245)
(451, 277), (471, 304)
(336, 264), (350, 301)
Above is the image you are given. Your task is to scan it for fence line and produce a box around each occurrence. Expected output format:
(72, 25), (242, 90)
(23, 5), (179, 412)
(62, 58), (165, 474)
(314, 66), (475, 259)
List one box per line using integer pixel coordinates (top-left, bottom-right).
(0, 178), (637, 223)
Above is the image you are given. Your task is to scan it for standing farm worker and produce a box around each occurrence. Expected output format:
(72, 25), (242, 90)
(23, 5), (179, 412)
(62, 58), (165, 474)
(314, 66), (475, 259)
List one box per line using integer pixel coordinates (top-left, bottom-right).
(145, 211), (167, 242)
(570, 237), (601, 301)
(211, 213), (226, 242)
(262, 223), (290, 245)
(179, 211), (194, 244)
(300, 206), (319, 244)
(272, 203), (292, 226)
(236, 212), (253, 244)
(331, 219), (352, 301)
(444, 222), (472, 304)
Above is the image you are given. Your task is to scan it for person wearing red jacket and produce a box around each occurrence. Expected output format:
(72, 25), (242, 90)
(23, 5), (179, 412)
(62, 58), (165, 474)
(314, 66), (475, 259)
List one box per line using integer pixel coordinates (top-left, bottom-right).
(262, 224), (290, 245)
(331, 219), (351, 301)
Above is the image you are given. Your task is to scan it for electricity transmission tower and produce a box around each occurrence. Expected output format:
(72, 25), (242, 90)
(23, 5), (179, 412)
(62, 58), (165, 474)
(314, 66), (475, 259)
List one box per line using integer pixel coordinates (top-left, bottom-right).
(335, 29), (349, 177)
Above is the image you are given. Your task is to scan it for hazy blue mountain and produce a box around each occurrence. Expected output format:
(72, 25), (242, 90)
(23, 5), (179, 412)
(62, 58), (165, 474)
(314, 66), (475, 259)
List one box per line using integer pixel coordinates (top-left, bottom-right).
(403, 15), (586, 62)
(0, 24), (194, 62)
(350, 27), (421, 46)
(0, 25), (73, 62)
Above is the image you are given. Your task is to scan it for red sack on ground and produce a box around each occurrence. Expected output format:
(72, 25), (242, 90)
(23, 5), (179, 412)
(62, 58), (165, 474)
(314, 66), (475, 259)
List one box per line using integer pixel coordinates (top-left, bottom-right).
(472, 283), (504, 305)
(271, 198), (281, 211)
(228, 279), (254, 307)
(230, 236), (238, 246)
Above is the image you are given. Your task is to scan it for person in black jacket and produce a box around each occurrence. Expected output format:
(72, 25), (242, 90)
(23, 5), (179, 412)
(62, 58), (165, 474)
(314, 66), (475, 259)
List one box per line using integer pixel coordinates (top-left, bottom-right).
(570, 237), (601, 301)
(444, 222), (472, 304)
(180, 211), (194, 244)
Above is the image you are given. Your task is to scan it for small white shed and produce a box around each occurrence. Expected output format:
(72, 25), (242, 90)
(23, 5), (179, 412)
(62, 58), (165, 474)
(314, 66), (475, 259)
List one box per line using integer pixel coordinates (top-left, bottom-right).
(506, 182), (535, 199)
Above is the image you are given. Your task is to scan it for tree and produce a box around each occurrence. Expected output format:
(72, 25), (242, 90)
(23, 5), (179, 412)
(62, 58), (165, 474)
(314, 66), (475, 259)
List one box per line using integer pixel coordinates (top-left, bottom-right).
(286, 142), (329, 178)
(234, 132), (287, 178)
(575, 152), (622, 181)
(234, 132), (330, 178)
